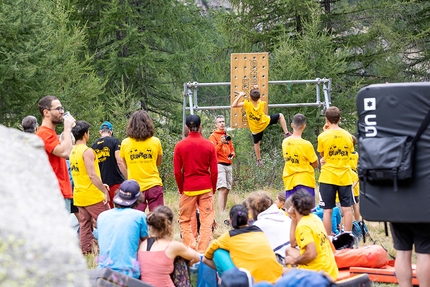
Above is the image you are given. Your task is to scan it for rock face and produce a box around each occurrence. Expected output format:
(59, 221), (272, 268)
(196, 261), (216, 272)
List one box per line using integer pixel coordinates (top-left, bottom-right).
(0, 125), (90, 287)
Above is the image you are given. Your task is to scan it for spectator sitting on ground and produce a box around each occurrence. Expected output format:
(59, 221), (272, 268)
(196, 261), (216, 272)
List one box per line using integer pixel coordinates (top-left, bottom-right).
(97, 180), (149, 279)
(285, 189), (338, 281)
(275, 191), (288, 216)
(203, 204), (283, 284)
(245, 191), (291, 265)
(138, 205), (200, 287)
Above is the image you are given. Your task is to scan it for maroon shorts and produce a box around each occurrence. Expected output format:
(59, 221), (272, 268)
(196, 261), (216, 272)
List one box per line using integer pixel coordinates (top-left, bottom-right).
(136, 185), (164, 212)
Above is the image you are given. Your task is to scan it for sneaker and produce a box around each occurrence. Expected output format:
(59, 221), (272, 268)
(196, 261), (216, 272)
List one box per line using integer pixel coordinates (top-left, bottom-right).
(284, 132), (292, 138)
(224, 219), (230, 226)
(257, 159), (263, 167)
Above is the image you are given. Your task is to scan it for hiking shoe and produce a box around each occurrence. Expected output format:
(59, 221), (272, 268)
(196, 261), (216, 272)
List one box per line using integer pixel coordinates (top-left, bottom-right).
(257, 159), (263, 167)
(284, 132), (292, 138)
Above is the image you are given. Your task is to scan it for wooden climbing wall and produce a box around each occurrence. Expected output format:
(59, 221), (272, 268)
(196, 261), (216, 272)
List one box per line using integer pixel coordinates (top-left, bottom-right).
(230, 52), (269, 128)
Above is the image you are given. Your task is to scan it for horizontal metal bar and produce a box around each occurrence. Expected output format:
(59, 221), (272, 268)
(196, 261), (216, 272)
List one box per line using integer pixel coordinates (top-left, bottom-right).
(186, 79), (330, 88)
(185, 102), (325, 111)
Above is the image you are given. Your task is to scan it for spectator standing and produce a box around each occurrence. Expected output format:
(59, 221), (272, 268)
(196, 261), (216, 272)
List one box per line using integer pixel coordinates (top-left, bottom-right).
(317, 106), (355, 238)
(92, 121), (127, 208)
(22, 115), (39, 133)
(36, 96), (75, 211)
(282, 113), (318, 199)
(70, 120), (110, 254)
(97, 180), (149, 279)
(174, 114), (218, 253)
(390, 222), (430, 287)
(208, 115), (235, 212)
(120, 110), (164, 212)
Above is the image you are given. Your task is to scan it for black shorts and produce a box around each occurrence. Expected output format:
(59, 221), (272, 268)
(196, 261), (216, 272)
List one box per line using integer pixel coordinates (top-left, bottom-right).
(319, 183), (355, 209)
(390, 222), (430, 253)
(252, 114), (280, 144)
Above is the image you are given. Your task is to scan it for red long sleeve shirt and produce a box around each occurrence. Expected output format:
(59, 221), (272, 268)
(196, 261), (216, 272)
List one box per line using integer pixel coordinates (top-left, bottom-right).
(174, 132), (218, 194)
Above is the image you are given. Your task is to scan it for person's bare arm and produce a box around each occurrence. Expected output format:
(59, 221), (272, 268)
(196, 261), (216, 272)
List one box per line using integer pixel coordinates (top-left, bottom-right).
(115, 150), (128, 179)
(83, 148), (109, 203)
(288, 208), (298, 247)
(202, 257), (216, 270)
(311, 160), (319, 168)
(156, 154), (163, 166)
(172, 242), (201, 266)
(231, 91), (245, 108)
(285, 242), (317, 266)
(52, 116), (75, 158)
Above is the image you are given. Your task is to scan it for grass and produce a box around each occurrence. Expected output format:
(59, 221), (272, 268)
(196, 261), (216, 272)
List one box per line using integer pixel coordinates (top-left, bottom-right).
(87, 188), (404, 286)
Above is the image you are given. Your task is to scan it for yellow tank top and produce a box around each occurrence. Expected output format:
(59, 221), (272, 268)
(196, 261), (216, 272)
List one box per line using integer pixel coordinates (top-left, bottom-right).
(70, 144), (105, 206)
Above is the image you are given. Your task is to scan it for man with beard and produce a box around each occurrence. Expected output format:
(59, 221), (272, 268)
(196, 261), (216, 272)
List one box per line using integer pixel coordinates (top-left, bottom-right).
(37, 95), (76, 212)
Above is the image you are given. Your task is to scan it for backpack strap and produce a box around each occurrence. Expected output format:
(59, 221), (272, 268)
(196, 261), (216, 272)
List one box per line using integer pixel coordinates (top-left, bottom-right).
(273, 241), (290, 252)
(146, 237), (156, 251)
(411, 108), (430, 146)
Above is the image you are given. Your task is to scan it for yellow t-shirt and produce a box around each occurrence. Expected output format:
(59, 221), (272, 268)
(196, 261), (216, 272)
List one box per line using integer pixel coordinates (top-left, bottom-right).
(204, 225), (282, 283)
(120, 137), (163, 191)
(350, 151), (359, 196)
(282, 137), (318, 190)
(317, 129), (353, 186)
(243, 99), (270, 134)
(296, 214), (339, 280)
(70, 144), (105, 207)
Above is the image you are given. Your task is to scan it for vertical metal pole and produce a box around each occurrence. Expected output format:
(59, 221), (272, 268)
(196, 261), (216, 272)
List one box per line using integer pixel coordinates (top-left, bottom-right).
(193, 82), (198, 109)
(182, 83), (188, 139)
(323, 82), (330, 110)
(188, 84), (194, 115)
(315, 78), (321, 103)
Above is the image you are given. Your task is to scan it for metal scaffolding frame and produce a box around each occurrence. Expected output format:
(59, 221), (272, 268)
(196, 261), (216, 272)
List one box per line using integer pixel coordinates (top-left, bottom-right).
(182, 78), (332, 136)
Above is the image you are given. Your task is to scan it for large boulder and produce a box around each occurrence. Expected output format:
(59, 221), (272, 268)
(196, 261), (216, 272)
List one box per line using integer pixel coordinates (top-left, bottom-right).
(0, 125), (90, 287)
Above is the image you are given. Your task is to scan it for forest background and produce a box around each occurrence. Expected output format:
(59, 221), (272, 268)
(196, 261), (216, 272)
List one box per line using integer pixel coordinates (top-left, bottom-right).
(1, 0), (430, 192)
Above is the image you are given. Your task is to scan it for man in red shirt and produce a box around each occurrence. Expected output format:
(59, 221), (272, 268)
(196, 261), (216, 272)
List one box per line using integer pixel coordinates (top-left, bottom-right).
(174, 114), (218, 253)
(36, 95), (76, 212)
(208, 115), (235, 212)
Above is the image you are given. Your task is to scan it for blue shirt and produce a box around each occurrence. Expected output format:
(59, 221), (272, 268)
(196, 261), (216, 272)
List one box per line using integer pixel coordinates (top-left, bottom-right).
(97, 208), (148, 278)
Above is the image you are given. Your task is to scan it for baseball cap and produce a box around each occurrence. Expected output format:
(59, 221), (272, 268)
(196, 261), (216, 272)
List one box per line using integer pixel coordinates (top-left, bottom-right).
(220, 268), (253, 287)
(185, 114), (201, 129)
(100, 121), (113, 131)
(113, 180), (140, 207)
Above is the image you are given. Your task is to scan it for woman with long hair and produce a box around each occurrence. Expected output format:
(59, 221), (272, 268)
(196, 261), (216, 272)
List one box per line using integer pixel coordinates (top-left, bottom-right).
(120, 110), (164, 212)
(138, 206), (200, 287)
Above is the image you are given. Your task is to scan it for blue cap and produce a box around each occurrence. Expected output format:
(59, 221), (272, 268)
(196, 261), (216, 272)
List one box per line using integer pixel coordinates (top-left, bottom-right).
(100, 121), (113, 131)
(113, 180), (141, 207)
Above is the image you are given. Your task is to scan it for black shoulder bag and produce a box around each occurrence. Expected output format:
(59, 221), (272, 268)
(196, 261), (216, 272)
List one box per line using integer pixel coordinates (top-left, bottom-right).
(358, 109), (430, 191)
